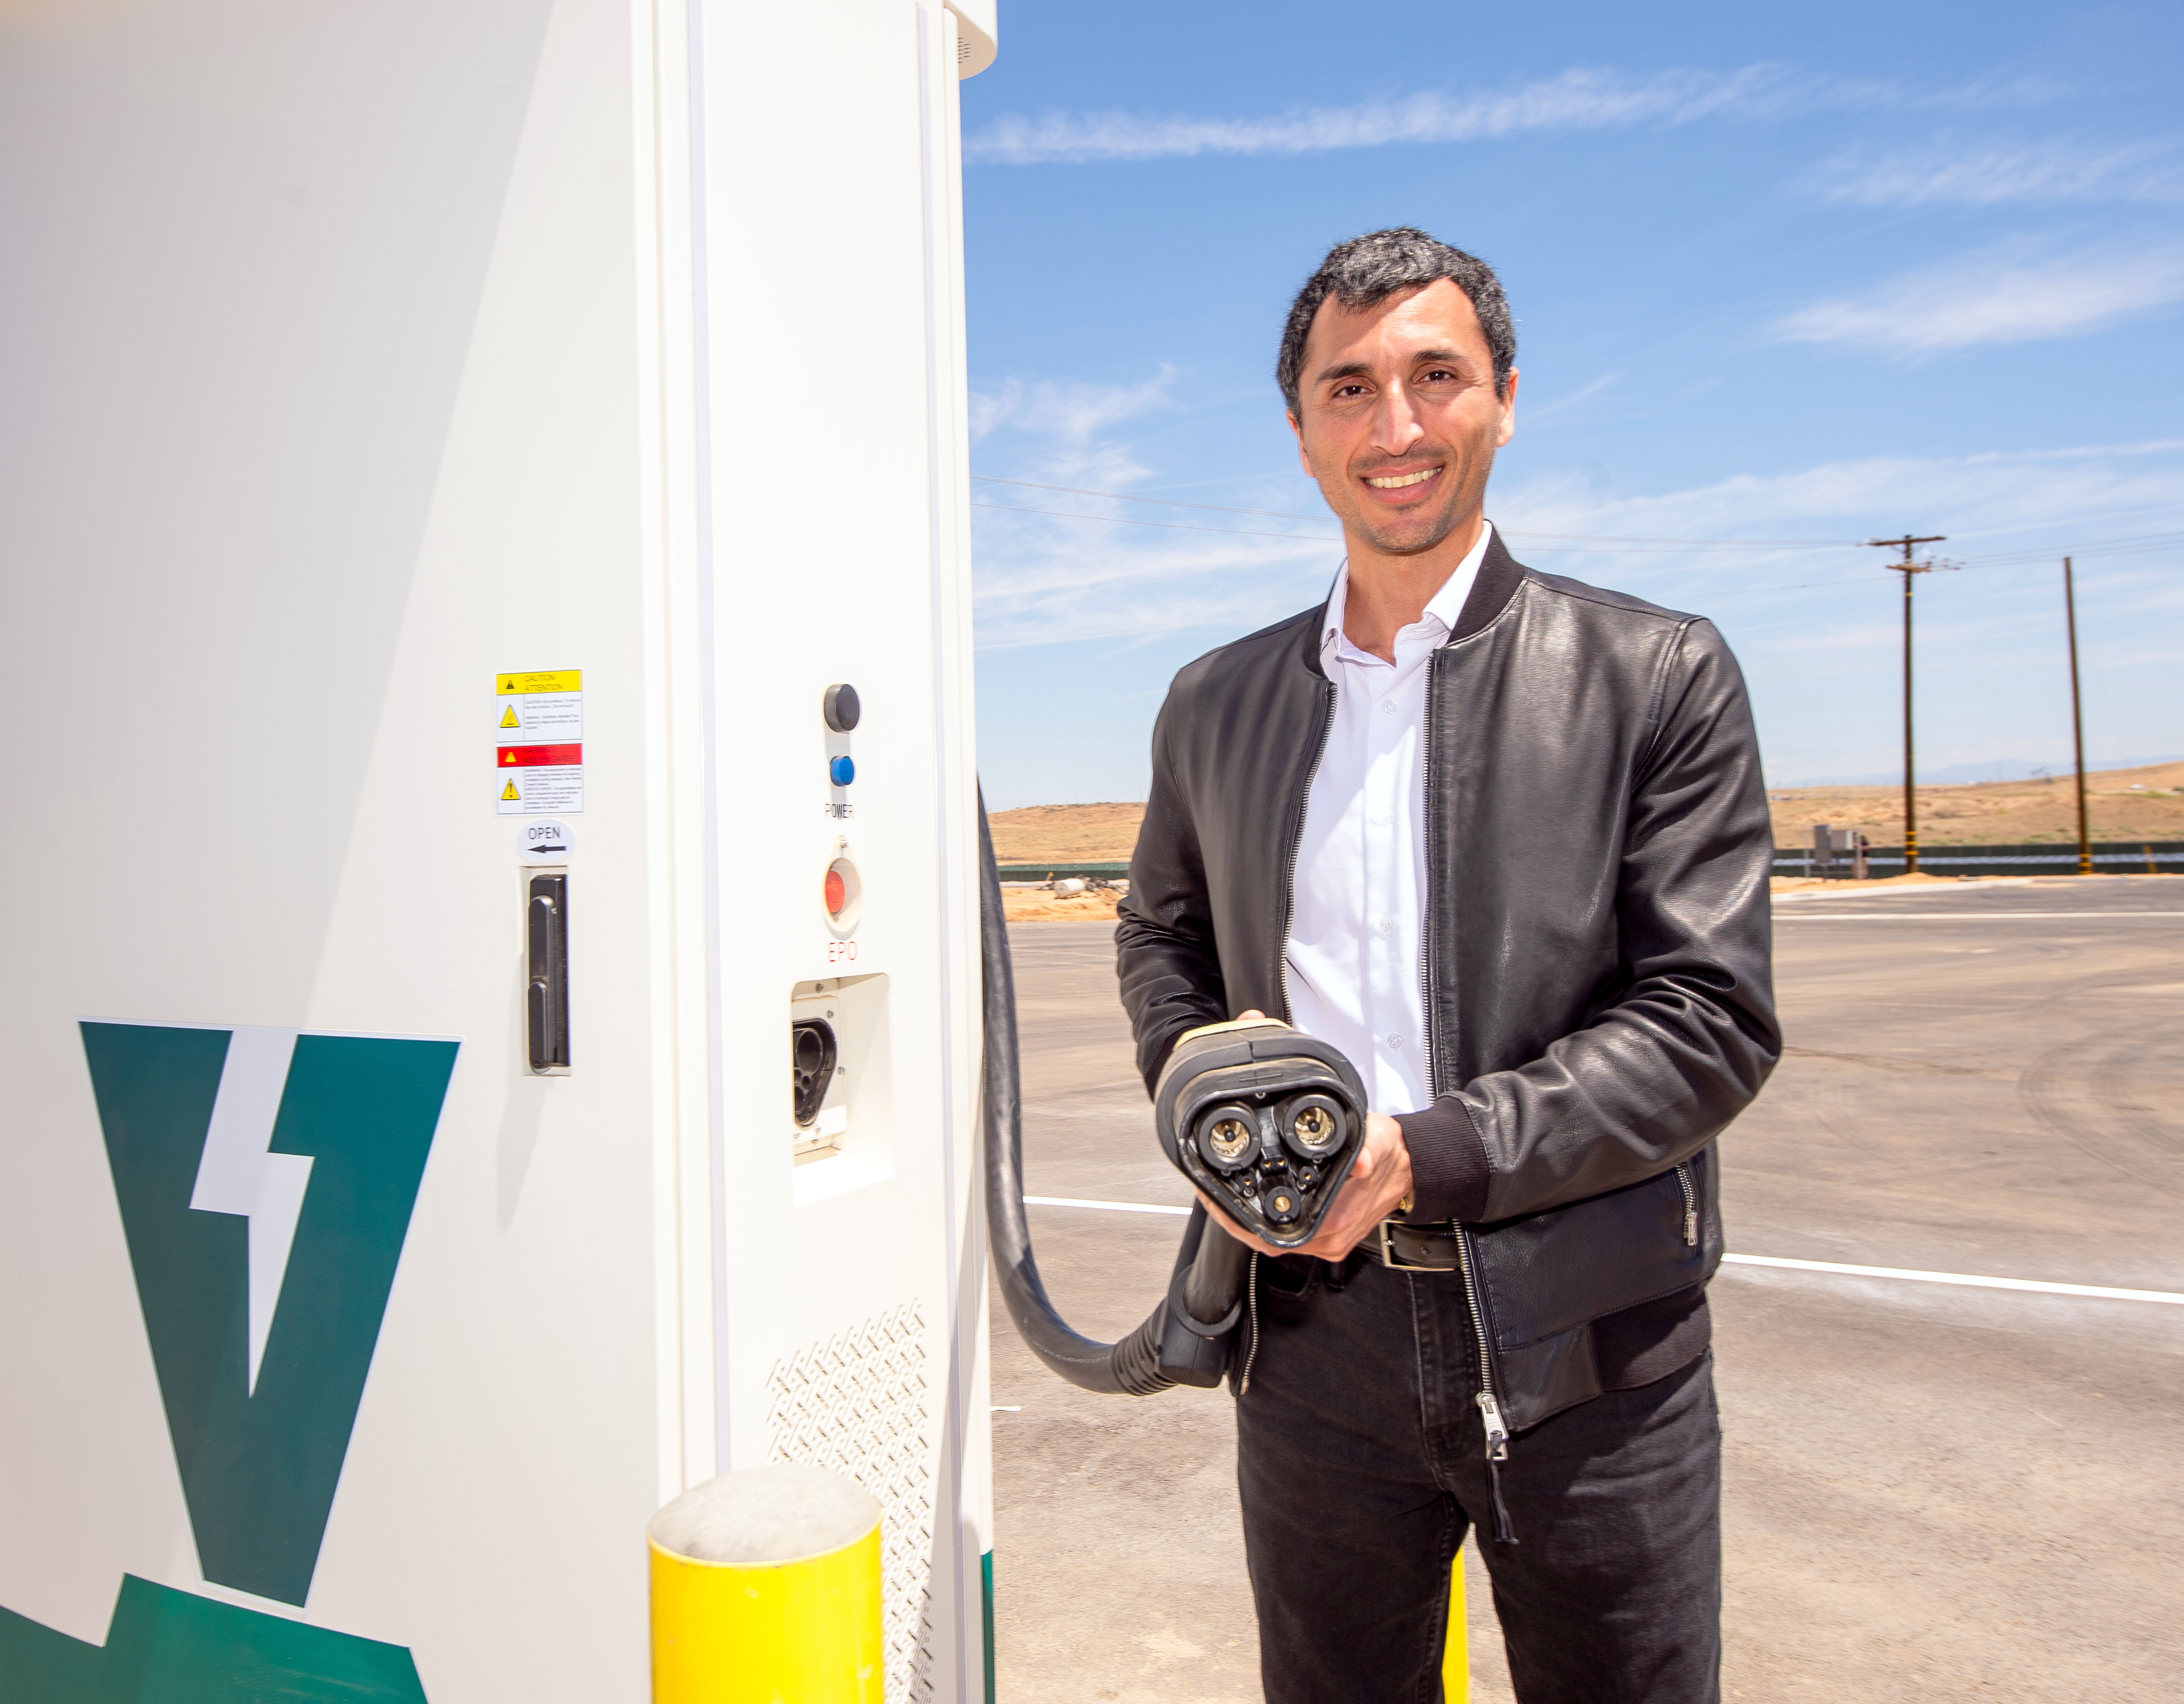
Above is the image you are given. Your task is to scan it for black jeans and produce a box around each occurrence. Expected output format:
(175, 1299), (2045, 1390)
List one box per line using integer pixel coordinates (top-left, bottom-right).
(1236, 1254), (1722, 1704)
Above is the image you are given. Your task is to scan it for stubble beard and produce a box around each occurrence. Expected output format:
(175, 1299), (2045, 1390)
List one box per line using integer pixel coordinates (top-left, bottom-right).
(1325, 420), (1500, 560)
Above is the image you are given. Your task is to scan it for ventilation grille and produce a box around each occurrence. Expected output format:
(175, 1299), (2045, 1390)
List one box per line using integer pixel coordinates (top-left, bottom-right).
(768, 1304), (935, 1700)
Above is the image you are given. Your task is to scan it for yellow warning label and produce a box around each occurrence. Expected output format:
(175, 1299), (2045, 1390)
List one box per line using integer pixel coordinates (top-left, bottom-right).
(501, 779), (521, 801)
(497, 670), (581, 695)
(500, 704), (520, 728)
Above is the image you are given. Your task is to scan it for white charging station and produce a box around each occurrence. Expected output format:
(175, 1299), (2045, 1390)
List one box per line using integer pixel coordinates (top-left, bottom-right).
(0, 1), (997, 1698)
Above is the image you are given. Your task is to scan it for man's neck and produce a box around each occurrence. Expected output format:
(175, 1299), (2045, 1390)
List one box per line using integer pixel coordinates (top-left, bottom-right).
(1339, 512), (1487, 663)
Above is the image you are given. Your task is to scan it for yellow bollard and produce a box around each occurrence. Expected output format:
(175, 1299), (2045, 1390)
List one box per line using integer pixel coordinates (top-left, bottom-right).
(648, 1463), (884, 1703)
(1442, 1544), (1469, 1702)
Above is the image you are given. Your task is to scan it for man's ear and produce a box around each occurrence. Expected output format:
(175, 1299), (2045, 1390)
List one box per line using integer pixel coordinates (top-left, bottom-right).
(1495, 370), (1519, 450)
(1288, 409), (1313, 477)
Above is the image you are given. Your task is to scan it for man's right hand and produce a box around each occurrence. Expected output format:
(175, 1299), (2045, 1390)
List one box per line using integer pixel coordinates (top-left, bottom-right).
(1196, 1010), (1413, 1263)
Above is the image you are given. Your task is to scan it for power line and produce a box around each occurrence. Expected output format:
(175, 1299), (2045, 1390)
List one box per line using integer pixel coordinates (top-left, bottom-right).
(972, 475), (2184, 563)
(970, 500), (1338, 543)
(971, 475), (1857, 548)
(1959, 531), (2184, 567)
(971, 476), (2184, 585)
(971, 476), (1327, 524)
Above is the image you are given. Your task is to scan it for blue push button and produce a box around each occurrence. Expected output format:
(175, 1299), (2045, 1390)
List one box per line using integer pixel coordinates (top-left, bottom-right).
(829, 755), (856, 786)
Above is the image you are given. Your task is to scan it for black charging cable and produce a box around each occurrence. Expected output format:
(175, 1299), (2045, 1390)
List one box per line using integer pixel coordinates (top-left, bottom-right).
(978, 788), (1218, 1396)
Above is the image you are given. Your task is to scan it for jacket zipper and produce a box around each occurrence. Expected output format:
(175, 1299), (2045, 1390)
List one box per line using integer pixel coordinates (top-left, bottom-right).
(1417, 651), (1440, 1087)
(1452, 1232), (1505, 1462)
(1238, 1253), (1262, 1394)
(1675, 1160), (1699, 1247)
(1422, 646), (1518, 1542)
(1253, 675), (1328, 1399)
(1454, 1223), (1517, 1543)
(1275, 679), (1338, 1023)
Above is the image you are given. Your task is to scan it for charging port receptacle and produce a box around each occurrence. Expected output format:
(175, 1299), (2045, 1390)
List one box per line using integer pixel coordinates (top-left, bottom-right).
(791, 1018), (838, 1130)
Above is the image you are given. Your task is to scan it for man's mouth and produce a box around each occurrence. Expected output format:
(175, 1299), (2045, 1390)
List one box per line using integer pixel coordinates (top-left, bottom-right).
(1363, 466), (1440, 490)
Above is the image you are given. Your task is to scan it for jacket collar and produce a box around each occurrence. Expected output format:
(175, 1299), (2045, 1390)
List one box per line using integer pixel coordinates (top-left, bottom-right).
(1296, 523), (1529, 676)
(1452, 525), (1527, 641)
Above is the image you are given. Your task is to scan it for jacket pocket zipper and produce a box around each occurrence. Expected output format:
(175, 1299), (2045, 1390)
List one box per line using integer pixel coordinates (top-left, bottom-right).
(1454, 1223), (1519, 1543)
(1452, 1227), (1507, 1461)
(1675, 1160), (1699, 1247)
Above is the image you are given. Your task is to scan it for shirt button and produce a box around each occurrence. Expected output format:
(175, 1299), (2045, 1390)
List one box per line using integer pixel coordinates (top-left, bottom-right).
(1381, 701), (1396, 715)
(1387, 1033), (1404, 1049)
(1376, 915), (1394, 934)
(1373, 810), (1393, 827)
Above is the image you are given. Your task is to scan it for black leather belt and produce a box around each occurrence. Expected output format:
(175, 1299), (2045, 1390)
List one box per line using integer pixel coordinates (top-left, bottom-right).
(1377, 1219), (1463, 1271)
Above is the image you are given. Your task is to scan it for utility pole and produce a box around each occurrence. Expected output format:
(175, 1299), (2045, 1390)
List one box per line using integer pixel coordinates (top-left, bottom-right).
(2063, 557), (2092, 875)
(1865, 534), (1947, 875)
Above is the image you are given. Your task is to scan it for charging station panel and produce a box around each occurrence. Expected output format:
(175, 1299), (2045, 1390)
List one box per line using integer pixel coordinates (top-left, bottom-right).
(0, 2), (993, 1699)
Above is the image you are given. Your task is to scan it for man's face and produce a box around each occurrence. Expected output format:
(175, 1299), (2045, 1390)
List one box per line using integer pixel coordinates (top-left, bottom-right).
(1289, 278), (1516, 558)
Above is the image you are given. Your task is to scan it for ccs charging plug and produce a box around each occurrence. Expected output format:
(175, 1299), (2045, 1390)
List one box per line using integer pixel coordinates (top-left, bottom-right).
(1153, 1018), (1367, 1249)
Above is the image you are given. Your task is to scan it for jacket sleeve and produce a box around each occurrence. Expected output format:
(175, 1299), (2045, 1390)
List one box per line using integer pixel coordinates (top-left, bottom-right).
(1437, 618), (1781, 1223)
(1114, 697), (1229, 1095)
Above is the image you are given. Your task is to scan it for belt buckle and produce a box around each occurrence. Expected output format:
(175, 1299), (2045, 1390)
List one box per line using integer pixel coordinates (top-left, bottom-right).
(1377, 1220), (1436, 1272)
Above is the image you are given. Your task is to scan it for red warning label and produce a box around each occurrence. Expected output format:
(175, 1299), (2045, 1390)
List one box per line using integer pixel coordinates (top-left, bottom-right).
(497, 743), (582, 768)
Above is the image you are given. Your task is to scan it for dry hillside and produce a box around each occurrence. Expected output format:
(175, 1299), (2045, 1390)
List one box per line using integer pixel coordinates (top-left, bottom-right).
(989, 760), (2184, 863)
(1766, 759), (2184, 847)
(987, 801), (1146, 865)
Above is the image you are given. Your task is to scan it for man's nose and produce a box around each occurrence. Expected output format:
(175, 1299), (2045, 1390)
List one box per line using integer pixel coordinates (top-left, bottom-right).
(1370, 382), (1426, 457)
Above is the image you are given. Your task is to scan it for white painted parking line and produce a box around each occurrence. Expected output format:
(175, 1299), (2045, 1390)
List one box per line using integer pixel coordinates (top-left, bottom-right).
(1774, 911), (2184, 920)
(1025, 1194), (1190, 1216)
(1021, 1197), (2184, 1304)
(1720, 1254), (2183, 1303)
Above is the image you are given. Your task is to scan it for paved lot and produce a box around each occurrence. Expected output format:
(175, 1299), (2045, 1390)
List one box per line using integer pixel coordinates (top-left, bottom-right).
(988, 878), (2184, 1703)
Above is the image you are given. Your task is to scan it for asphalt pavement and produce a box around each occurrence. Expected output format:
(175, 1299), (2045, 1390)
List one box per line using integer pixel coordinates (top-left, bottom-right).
(987, 877), (2184, 1703)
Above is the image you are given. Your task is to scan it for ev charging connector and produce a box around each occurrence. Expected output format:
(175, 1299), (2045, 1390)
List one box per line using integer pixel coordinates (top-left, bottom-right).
(1154, 1018), (1367, 1249)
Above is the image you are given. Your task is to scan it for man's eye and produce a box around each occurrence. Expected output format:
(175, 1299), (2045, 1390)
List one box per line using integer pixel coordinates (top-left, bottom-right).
(1420, 368), (1459, 384)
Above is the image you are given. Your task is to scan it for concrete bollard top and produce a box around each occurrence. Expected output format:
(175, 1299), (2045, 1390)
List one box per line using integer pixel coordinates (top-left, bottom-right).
(647, 1463), (880, 1568)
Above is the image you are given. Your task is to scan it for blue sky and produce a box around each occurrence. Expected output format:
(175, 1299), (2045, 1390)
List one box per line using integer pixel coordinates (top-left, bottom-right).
(962, 2), (2184, 808)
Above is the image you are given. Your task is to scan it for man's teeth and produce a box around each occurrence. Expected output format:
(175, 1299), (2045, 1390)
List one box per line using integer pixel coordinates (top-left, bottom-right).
(1365, 468), (1438, 489)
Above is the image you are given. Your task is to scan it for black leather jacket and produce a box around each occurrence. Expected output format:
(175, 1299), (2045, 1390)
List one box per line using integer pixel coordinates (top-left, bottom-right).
(1115, 532), (1780, 1435)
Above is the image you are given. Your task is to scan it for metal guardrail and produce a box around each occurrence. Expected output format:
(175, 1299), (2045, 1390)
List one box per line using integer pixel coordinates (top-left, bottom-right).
(1004, 849), (2184, 881)
(1773, 841), (2183, 877)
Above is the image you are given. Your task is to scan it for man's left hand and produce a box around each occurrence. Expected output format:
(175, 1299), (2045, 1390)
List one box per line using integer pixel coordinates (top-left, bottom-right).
(1197, 1110), (1414, 1264)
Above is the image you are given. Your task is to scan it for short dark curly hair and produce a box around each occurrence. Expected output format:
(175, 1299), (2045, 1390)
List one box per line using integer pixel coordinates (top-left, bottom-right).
(1276, 228), (1515, 415)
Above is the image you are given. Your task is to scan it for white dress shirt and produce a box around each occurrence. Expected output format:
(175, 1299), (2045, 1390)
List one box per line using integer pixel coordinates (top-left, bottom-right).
(1284, 522), (1495, 1116)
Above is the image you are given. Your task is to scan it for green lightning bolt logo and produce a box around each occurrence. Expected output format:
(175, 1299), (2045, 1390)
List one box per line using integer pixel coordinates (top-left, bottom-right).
(78, 1021), (459, 1608)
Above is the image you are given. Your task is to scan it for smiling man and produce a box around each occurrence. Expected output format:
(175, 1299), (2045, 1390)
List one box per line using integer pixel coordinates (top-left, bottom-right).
(1115, 229), (1780, 1702)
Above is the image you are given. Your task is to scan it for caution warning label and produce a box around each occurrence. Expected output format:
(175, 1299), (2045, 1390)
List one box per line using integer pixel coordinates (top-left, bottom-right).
(494, 671), (583, 815)
(494, 670), (582, 745)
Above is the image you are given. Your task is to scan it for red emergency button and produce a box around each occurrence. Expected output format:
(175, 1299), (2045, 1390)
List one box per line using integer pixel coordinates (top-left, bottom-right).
(825, 867), (847, 916)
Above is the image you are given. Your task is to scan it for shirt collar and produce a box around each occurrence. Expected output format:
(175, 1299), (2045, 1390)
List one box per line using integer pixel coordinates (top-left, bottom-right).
(1320, 520), (1496, 659)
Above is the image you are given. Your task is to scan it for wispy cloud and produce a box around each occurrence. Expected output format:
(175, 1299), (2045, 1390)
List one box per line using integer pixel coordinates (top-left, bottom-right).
(1809, 139), (2184, 207)
(971, 370), (1176, 445)
(972, 386), (2184, 650)
(1495, 438), (2184, 564)
(1772, 239), (2184, 356)
(966, 65), (2056, 166)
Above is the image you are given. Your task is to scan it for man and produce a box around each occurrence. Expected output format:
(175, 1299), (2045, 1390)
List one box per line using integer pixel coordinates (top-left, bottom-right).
(1115, 229), (1779, 1703)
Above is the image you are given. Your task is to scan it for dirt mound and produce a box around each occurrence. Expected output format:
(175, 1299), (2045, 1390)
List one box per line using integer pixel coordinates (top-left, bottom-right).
(991, 761), (2184, 866)
(1002, 887), (1122, 923)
